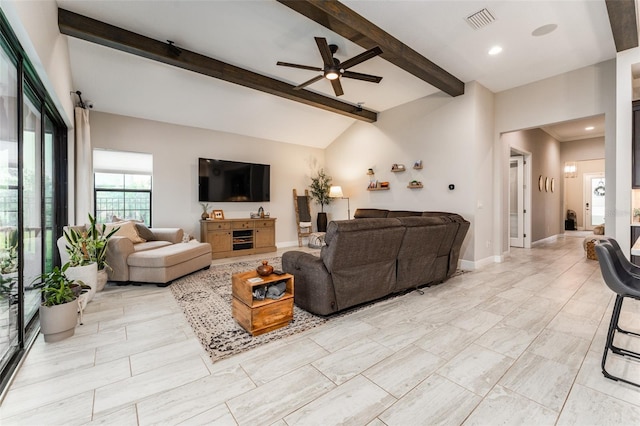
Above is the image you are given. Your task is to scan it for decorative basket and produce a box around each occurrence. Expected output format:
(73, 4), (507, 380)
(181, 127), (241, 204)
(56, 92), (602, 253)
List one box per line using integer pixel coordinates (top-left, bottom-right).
(586, 239), (598, 260)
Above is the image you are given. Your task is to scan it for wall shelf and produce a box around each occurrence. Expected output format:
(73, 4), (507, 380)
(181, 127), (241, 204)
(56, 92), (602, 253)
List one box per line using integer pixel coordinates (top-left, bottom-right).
(407, 183), (423, 189)
(367, 187), (390, 191)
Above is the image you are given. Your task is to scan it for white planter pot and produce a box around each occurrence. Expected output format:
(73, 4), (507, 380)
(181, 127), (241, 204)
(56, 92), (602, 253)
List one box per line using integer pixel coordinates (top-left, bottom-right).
(39, 300), (78, 342)
(96, 269), (108, 292)
(66, 263), (98, 306)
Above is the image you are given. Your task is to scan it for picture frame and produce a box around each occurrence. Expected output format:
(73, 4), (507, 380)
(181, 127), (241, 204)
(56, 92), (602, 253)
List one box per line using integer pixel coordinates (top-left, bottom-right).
(551, 178), (555, 193)
(538, 175), (543, 192)
(212, 209), (224, 220)
(545, 177), (550, 192)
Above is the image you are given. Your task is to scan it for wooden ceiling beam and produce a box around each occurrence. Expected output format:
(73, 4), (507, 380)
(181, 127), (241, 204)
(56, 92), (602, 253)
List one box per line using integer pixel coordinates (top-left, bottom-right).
(58, 8), (377, 122)
(276, 0), (465, 97)
(605, 0), (638, 52)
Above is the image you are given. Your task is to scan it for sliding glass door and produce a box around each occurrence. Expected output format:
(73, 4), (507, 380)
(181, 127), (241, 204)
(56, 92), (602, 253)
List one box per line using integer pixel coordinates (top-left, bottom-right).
(0, 38), (18, 375)
(0, 14), (68, 392)
(22, 90), (42, 326)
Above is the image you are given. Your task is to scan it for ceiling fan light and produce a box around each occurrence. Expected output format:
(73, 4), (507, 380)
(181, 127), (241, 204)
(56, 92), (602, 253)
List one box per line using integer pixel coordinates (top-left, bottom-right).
(325, 70), (339, 80)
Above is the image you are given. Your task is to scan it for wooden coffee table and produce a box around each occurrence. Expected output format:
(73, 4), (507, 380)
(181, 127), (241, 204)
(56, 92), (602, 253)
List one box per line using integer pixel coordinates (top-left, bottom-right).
(231, 270), (294, 336)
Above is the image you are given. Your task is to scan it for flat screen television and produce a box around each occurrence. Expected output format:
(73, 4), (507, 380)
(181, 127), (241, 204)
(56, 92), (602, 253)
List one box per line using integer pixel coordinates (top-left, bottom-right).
(198, 158), (270, 202)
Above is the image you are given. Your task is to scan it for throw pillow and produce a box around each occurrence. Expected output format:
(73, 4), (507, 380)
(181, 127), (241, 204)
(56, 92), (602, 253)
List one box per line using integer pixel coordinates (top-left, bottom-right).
(105, 221), (146, 244)
(111, 215), (143, 223)
(135, 223), (156, 241)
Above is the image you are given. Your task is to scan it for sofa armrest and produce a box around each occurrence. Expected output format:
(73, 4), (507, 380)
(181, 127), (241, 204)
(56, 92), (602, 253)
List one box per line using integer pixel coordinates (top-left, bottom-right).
(282, 251), (337, 316)
(150, 228), (184, 244)
(105, 236), (135, 282)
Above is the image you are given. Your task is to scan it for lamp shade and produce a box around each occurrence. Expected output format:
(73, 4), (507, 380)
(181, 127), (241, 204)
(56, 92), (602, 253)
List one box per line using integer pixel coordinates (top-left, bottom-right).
(329, 185), (344, 198)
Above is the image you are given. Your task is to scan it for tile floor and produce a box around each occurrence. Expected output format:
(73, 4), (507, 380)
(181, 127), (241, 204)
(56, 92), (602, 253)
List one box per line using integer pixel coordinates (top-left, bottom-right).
(2, 235), (640, 425)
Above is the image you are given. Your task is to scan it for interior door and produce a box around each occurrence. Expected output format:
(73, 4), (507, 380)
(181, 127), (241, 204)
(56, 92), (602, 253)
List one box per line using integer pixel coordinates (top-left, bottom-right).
(584, 172), (605, 231)
(510, 156), (524, 247)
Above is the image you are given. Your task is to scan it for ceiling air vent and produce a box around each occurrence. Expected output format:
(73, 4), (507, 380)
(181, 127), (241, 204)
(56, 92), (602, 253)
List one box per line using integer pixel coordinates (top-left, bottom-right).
(466, 8), (495, 30)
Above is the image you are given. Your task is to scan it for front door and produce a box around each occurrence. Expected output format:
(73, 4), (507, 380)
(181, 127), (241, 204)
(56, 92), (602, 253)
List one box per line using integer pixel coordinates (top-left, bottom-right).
(584, 172), (605, 231)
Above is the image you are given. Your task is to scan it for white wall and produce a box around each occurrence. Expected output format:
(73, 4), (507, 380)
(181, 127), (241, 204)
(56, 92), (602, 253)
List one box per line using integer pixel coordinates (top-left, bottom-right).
(89, 112), (325, 246)
(560, 137), (605, 162)
(1, 0), (74, 125)
(495, 61), (616, 255)
(326, 81), (495, 265)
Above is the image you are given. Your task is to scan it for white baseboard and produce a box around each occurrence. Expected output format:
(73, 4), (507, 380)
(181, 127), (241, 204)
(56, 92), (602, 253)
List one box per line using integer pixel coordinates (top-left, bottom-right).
(459, 254), (503, 271)
(531, 234), (560, 247)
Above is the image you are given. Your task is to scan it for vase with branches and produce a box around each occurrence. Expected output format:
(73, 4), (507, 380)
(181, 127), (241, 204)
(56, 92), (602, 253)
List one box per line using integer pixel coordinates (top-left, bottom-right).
(309, 169), (332, 232)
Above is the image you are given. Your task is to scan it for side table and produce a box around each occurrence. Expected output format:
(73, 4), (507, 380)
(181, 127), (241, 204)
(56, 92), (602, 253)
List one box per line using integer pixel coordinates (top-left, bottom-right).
(231, 271), (294, 336)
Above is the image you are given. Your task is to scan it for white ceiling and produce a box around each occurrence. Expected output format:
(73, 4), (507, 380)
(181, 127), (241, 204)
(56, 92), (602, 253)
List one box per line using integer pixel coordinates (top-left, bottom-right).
(541, 115), (605, 142)
(57, 0), (617, 148)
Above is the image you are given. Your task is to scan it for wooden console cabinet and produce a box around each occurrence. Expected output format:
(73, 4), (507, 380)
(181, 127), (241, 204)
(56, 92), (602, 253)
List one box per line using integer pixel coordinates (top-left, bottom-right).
(200, 218), (276, 259)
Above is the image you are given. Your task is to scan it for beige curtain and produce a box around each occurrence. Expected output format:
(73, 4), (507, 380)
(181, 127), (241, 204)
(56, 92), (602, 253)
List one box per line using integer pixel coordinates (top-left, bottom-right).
(74, 107), (93, 223)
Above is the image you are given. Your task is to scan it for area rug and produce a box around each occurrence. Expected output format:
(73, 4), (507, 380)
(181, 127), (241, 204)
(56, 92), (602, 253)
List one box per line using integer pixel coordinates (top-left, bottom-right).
(170, 256), (328, 362)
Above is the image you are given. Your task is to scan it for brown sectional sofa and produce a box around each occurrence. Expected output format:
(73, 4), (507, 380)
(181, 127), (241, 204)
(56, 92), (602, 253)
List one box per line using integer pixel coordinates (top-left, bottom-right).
(282, 209), (469, 315)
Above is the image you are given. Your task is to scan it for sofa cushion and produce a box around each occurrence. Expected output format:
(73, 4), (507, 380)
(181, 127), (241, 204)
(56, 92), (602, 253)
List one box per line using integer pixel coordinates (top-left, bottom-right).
(135, 223), (157, 241)
(387, 210), (422, 218)
(127, 241), (211, 268)
(134, 241), (172, 252)
(105, 221), (146, 244)
(353, 208), (389, 219)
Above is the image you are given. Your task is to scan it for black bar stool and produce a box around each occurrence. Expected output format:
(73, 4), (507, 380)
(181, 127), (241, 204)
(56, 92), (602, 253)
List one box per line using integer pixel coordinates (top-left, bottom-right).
(595, 241), (640, 388)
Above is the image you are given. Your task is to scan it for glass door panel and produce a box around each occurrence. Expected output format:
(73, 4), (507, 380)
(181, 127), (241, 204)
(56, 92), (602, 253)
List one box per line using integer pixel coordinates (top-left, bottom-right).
(0, 45), (18, 372)
(22, 93), (42, 325)
(44, 116), (54, 273)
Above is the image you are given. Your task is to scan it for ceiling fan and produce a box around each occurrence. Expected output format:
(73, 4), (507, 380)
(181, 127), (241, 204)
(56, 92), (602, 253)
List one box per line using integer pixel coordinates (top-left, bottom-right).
(277, 37), (383, 96)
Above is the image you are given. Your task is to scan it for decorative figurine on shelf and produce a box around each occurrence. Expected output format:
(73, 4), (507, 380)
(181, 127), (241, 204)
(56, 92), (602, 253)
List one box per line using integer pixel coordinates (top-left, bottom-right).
(256, 260), (274, 276)
(367, 168), (374, 175)
(258, 206), (264, 218)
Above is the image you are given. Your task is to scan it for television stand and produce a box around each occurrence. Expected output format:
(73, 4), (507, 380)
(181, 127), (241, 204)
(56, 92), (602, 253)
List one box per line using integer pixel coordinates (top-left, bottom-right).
(200, 218), (276, 259)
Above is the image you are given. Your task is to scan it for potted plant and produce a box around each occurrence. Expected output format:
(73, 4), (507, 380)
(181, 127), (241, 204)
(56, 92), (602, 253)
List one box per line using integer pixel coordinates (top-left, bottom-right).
(33, 263), (80, 342)
(86, 214), (119, 292)
(634, 208), (640, 222)
(309, 168), (333, 232)
(200, 203), (210, 220)
(63, 214), (119, 298)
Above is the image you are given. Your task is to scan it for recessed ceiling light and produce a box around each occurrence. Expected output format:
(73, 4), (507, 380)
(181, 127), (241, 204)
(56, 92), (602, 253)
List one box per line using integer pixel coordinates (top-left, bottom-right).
(488, 46), (503, 55)
(585, 126), (595, 131)
(532, 24), (558, 37)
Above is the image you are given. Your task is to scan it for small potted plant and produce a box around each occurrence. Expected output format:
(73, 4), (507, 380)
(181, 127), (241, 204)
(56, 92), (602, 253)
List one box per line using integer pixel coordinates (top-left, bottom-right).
(200, 203), (210, 220)
(309, 168), (332, 232)
(33, 263), (80, 342)
(63, 214), (119, 297)
(634, 208), (640, 222)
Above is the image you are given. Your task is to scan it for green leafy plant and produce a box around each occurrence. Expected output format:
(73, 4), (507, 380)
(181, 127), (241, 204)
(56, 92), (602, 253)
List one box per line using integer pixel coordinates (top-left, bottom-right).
(0, 228), (18, 274)
(309, 169), (333, 212)
(63, 214), (119, 270)
(33, 263), (78, 307)
(634, 208), (640, 218)
(200, 202), (210, 213)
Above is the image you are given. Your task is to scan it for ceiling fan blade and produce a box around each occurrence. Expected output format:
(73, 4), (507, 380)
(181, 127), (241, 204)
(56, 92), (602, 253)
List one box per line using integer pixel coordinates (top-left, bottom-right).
(315, 37), (335, 67)
(340, 46), (383, 70)
(342, 70), (383, 83)
(331, 78), (344, 96)
(293, 74), (324, 90)
(276, 61), (323, 72)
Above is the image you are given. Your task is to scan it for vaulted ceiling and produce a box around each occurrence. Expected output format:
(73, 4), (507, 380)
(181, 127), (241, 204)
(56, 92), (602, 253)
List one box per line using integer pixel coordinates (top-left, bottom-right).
(57, 0), (624, 148)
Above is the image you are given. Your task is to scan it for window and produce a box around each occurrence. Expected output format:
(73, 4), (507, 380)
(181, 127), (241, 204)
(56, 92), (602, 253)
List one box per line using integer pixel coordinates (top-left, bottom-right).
(93, 149), (153, 225)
